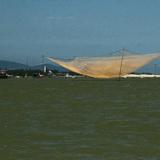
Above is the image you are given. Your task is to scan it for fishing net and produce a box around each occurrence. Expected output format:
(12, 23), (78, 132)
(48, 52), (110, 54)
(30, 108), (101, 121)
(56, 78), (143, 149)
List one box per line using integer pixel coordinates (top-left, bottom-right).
(48, 50), (160, 78)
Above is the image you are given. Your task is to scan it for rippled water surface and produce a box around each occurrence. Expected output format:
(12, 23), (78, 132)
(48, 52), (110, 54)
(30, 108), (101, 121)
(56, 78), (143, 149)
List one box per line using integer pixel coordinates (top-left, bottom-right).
(0, 78), (160, 160)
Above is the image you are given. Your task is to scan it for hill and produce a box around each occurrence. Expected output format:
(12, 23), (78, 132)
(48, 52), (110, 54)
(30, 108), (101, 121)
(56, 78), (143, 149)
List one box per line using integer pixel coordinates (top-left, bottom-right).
(0, 60), (68, 72)
(0, 60), (28, 70)
(30, 64), (68, 72)
(137, 60), (160, 74)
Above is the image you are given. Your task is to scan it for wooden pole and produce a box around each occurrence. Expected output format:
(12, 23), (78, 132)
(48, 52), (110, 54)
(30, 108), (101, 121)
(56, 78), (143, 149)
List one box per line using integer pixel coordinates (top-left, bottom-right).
(118, 50), (124, 81)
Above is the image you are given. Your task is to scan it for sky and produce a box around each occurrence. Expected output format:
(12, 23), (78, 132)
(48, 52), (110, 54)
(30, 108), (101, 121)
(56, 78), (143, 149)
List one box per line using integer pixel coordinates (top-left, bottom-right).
(1, 0), (160, 65)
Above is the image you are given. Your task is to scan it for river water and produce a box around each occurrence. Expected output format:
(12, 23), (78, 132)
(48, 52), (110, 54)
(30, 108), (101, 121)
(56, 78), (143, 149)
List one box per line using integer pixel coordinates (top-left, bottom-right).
(0, 78), (160, 160)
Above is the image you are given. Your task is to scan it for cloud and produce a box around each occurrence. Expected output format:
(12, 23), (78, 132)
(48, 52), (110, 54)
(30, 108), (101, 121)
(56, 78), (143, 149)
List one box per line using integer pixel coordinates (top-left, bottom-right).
(47, 16), (74, 20)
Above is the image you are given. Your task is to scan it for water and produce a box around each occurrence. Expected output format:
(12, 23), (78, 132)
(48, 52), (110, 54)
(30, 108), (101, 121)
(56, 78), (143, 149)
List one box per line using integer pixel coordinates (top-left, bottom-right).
(0, 78), (160, 160)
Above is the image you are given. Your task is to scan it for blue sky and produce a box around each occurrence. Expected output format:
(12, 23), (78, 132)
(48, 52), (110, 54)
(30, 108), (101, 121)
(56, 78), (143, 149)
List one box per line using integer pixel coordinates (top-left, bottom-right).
(1, 0), (160, 65)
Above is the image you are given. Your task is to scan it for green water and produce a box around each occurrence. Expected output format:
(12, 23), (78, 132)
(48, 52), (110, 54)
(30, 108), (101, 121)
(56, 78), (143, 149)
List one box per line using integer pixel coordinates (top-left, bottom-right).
(0, 78), (160, 160)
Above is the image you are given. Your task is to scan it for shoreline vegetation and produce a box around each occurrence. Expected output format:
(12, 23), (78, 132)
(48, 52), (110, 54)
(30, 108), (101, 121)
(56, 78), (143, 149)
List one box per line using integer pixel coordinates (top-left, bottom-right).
(1, 68), (160, 79)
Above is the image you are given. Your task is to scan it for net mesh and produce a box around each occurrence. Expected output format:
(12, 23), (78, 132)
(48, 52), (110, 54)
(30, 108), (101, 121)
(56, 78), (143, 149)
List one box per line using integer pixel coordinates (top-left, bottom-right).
(48, 50), (160, 78)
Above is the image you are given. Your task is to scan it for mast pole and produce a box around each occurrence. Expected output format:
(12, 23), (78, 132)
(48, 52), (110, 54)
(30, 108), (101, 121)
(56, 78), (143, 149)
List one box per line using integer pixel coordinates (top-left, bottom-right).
(118, 49), (124, 81)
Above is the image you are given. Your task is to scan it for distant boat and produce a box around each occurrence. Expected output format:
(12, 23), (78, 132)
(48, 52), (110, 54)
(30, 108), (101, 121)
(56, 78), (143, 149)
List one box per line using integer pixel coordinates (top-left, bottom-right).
(48, 51), (160, 78)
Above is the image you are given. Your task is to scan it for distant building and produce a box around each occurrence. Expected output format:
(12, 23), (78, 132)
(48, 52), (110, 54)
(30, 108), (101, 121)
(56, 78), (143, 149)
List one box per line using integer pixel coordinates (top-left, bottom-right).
(0, 70), (8, 79)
